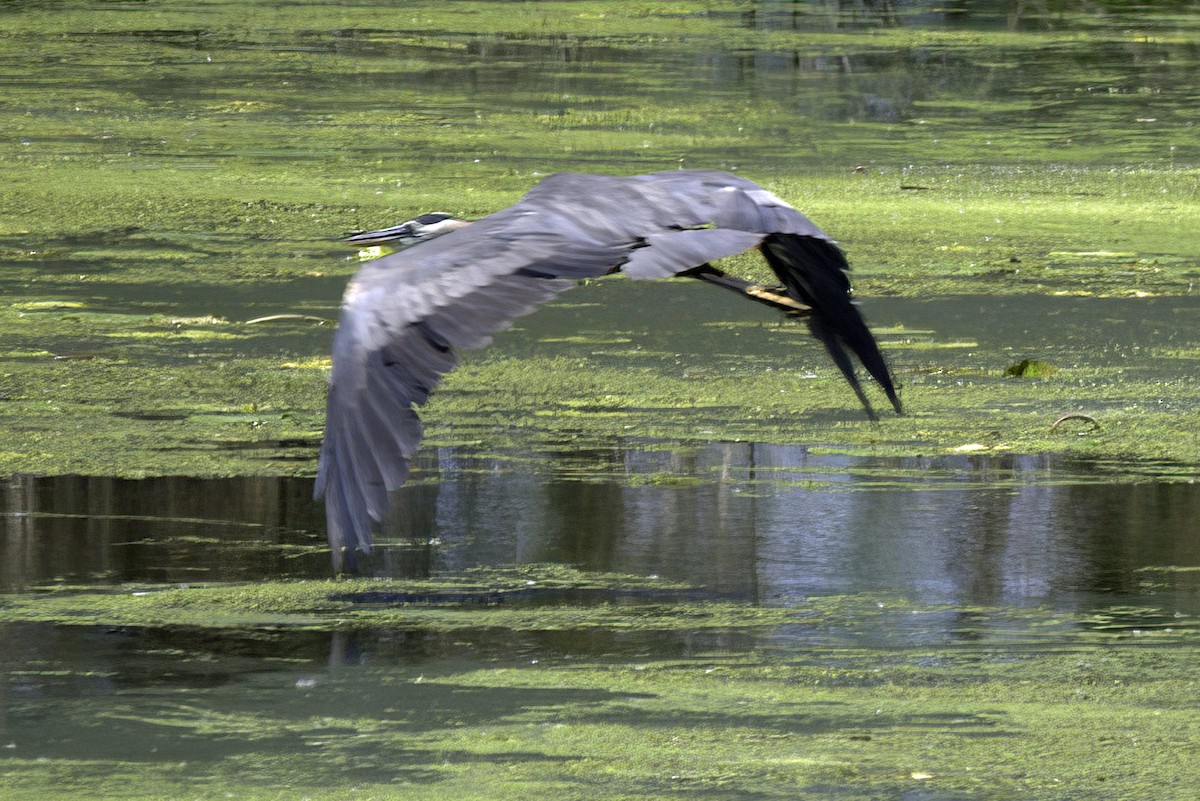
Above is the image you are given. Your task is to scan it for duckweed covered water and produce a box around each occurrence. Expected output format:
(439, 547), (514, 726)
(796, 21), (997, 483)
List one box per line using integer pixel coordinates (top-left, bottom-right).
(5, 575), (1200, 800)
(2, 1), (1199, 798)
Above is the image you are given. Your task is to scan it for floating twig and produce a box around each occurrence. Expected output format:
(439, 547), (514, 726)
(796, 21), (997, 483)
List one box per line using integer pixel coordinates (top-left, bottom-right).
(1051, 413), (1100, 432)
(245, 313), (333, 325)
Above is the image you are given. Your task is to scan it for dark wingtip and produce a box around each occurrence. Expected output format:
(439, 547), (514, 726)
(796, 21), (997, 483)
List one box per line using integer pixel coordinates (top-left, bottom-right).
(884, 383), (903, 416)
(809, 315), (879, 421)
(762, 235), (901, 418)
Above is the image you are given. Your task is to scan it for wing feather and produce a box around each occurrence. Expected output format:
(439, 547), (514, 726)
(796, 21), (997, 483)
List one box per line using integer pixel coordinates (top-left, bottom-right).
(316, 262), (579, 572)
(622, 228), (765, 279)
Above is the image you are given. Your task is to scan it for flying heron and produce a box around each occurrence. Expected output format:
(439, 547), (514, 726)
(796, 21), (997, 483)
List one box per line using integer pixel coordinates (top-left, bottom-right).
(315, 170), (901, 573)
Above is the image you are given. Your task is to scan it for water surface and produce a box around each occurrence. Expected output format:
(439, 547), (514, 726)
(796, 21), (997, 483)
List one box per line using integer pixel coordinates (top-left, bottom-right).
(2, 2), (1198, 798)
(5, 450), (1198, 611)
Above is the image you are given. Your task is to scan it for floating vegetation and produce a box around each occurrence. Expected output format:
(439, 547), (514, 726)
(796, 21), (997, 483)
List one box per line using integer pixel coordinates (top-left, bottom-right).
(5, 574), (1200, 799)
(0, 567), (755, 631)
(1005, 359), (1059, 377)
(1, 3), (1199, 795)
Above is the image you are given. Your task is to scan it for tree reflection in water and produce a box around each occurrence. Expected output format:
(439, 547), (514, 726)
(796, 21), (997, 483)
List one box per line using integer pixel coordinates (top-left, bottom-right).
(3, 446), (1198, 612)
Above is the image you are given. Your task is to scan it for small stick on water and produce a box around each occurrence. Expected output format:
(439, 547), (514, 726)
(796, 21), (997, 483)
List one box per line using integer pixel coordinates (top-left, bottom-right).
(1051, 413), (1100, 432)
(245, 314), (333, 325)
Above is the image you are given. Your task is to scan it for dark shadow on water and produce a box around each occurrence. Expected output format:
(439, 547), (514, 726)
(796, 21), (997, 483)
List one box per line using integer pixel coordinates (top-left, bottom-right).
(0, 625), (608, 785)
(0, 613), (1003, 787)
(0, 616), (767, 783)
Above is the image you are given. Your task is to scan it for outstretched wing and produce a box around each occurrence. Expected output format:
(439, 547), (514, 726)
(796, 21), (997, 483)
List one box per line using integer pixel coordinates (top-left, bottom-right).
(314, 216), (620, 573)
(316, 170), (898, 572)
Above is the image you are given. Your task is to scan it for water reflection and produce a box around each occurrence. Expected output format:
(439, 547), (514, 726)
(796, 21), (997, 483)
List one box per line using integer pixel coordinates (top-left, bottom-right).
(3, 445), (1198, 773)
(4, 447), (1198, 610)
(737, 0), (1168, 32)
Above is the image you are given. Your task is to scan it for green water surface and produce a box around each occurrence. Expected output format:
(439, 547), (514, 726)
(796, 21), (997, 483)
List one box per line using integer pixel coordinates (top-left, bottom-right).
(1, 1), (1199, 799)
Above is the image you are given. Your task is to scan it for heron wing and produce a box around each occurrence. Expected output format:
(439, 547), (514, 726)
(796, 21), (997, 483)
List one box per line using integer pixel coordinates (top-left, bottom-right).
(316, 170), (898, 572)
(314, 221), (622, 572)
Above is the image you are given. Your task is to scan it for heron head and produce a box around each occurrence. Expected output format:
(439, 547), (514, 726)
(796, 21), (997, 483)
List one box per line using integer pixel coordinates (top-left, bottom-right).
(344, 212), (470, 249)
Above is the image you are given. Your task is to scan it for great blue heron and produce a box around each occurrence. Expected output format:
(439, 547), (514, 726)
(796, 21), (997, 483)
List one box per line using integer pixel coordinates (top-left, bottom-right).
(315, 170), (901, 572)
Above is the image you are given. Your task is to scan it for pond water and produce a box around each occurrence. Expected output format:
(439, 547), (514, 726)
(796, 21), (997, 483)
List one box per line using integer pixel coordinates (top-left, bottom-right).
(3, 450), (1199, 795)
(4, 453), (1200, 607)
(1, 1), (1198, 797)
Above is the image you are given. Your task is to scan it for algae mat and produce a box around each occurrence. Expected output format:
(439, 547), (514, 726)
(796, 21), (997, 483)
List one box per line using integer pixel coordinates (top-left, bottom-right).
(4, 570), (1200, 799)
(0, 0), (1197, 478)
(2, 173), (1198, 478)
(2, 2), (1200, 799)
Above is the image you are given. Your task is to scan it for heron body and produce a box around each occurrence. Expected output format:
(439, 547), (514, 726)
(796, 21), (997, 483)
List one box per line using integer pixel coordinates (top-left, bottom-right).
(316, 170), (901, 573)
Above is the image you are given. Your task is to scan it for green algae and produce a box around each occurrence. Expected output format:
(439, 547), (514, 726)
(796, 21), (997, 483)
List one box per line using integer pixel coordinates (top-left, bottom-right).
(1004, 359), (1059, 377)
(5, 580), (1200, 800)
(0, 566), (728, 630)
(0, 584), (788, 634)
(3, 4), (1200, 799)
(1, 6), (1198, 622)
(3, 257), (1198, 478)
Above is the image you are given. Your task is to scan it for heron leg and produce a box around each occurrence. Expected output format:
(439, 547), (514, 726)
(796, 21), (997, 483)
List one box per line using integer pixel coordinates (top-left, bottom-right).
(680, 264), (811, 316)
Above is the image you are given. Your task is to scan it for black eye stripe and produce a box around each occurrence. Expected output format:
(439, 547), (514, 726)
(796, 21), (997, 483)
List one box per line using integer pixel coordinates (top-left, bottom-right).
(414, 212), (453, 225)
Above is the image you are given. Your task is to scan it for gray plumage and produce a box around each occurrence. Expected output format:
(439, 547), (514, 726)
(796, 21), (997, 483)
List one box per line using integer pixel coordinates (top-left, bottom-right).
(315, 170), (900, 573)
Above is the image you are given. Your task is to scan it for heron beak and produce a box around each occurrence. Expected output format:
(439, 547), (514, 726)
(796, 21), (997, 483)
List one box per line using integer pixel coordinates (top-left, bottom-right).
(344, 222), (421, 247)
(344, 216), (471, 249)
